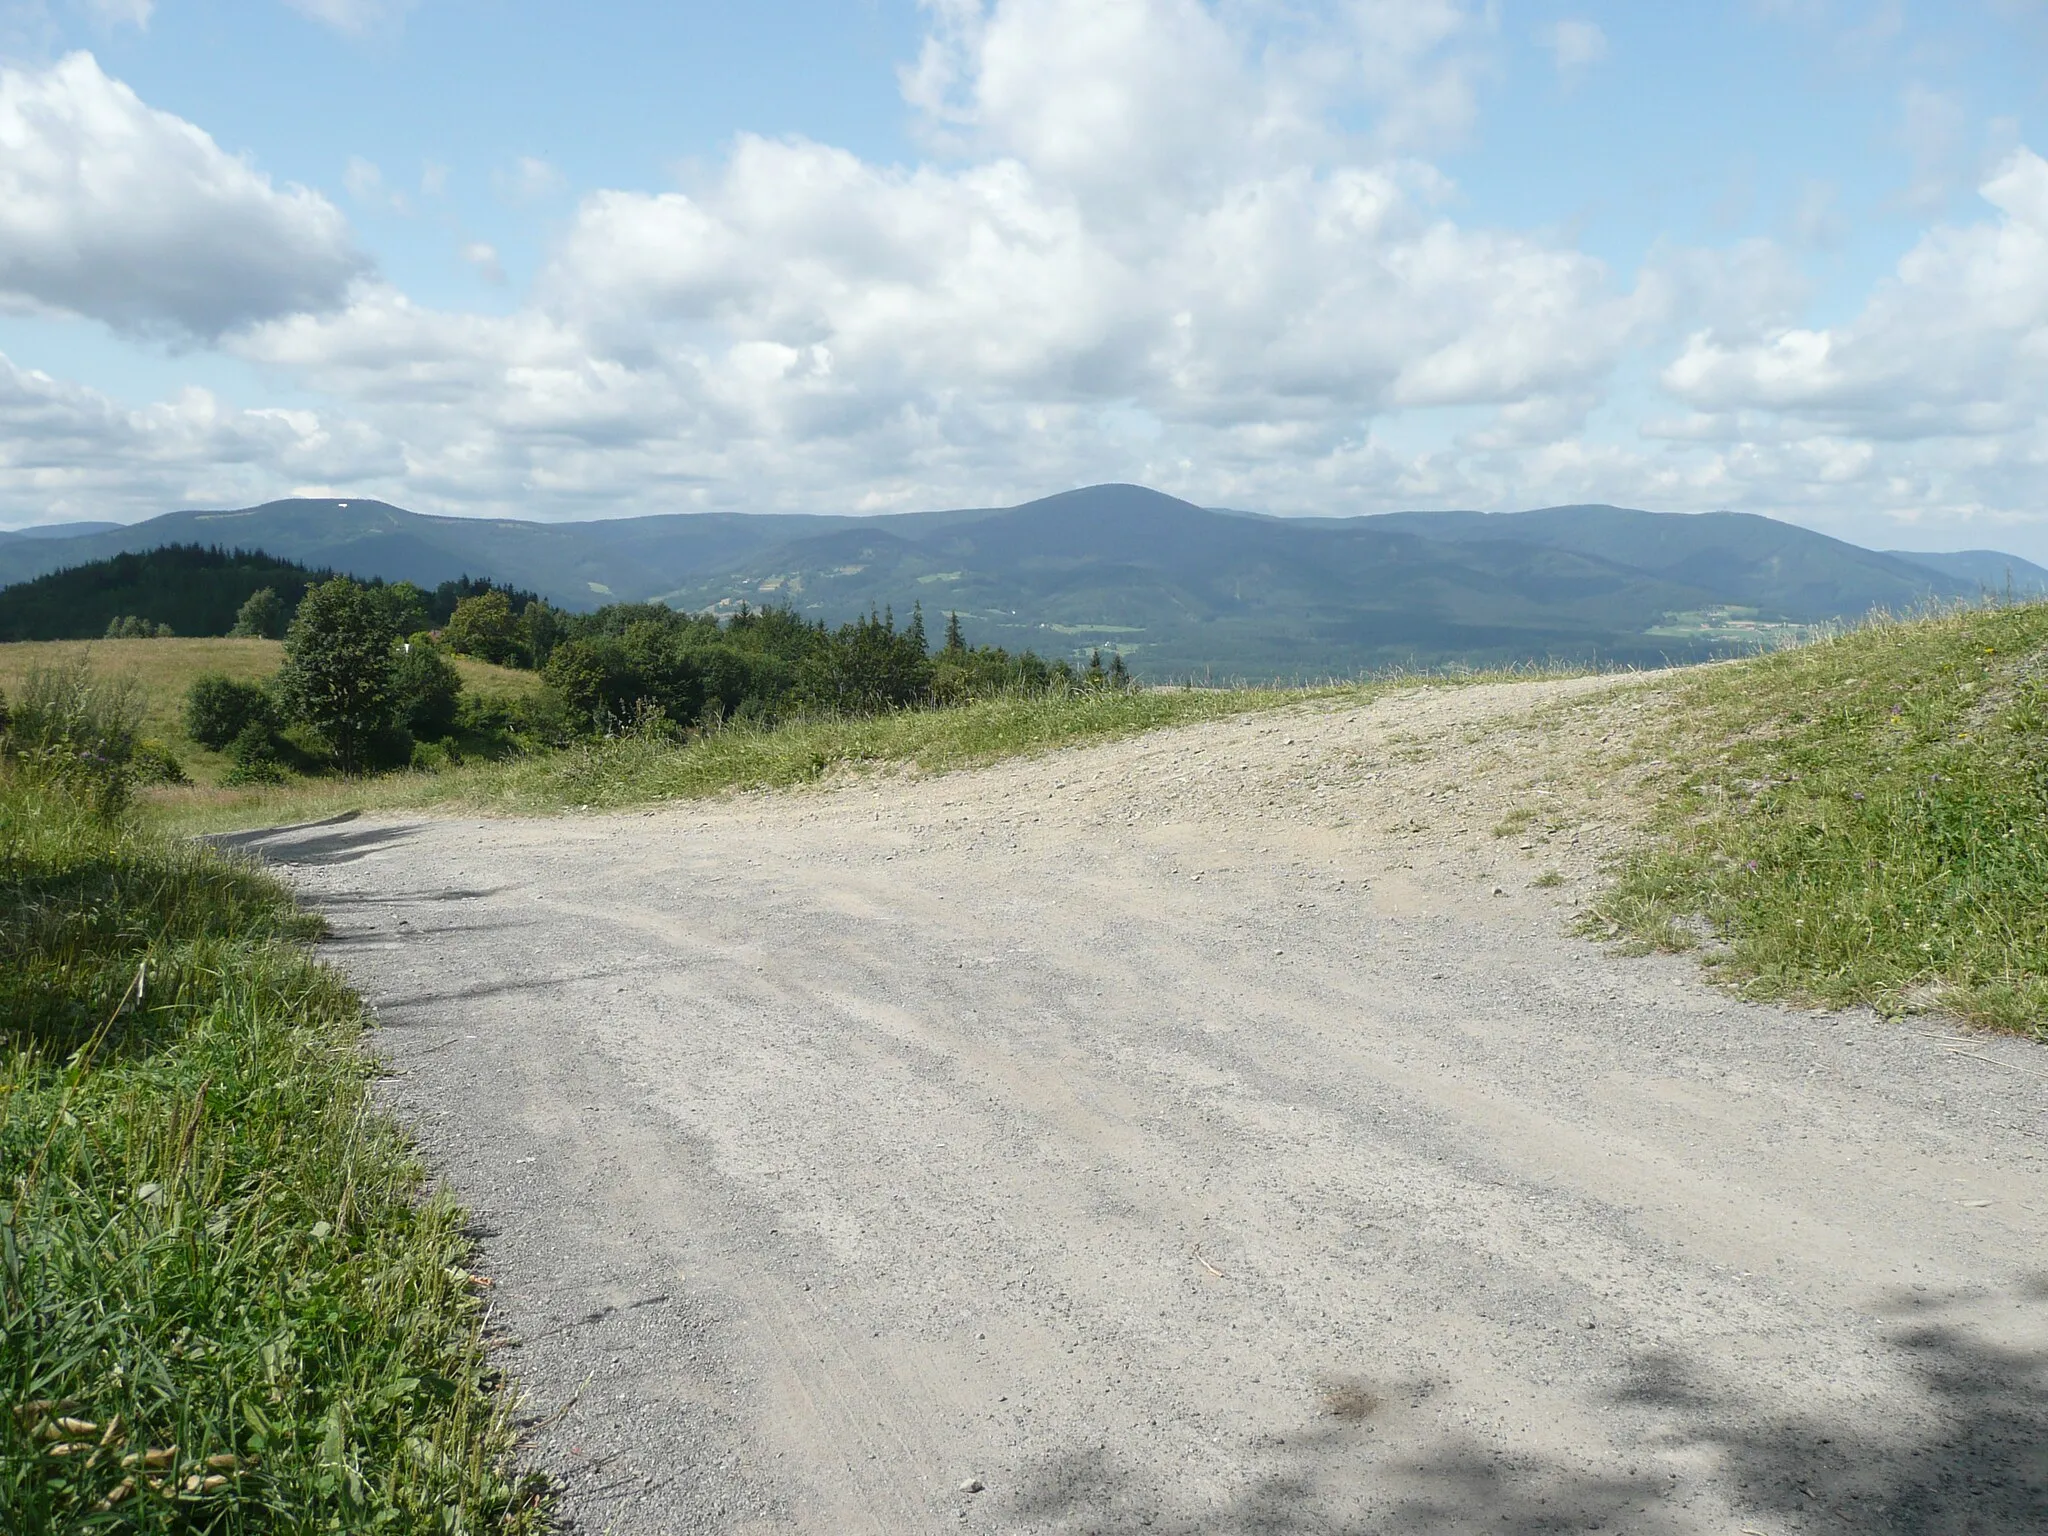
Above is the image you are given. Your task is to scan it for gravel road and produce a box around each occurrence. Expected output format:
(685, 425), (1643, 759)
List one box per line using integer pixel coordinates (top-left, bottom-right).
(227, 679), (2048, 1535)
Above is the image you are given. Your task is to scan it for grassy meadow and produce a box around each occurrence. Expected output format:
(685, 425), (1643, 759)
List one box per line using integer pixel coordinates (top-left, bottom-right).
(0, 638), (543, 788)
(1594, 601), (2048, 1036)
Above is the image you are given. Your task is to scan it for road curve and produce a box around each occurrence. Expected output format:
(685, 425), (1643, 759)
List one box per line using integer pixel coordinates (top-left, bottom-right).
(227, 681), (2048, 1535)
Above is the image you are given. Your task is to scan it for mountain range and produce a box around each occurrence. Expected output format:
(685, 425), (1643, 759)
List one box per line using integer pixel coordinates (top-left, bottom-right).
(3, 486), (2042, 677)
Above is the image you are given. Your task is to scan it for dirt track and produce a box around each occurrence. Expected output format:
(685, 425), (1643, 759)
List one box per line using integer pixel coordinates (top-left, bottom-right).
(228, 678), (2048, 1535)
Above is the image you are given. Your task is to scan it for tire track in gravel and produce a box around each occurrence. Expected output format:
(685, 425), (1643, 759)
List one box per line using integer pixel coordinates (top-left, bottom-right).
(226, 677), (2048, 1535)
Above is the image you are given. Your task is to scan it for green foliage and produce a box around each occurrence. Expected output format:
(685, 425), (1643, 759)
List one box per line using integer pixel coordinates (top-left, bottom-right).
(230, 586), (287, 639)
(1, 658), (146, 817)
(389, 643), (464, 742)
(129, 739), (189, 786)
(104, 616), (174, 639)
(1592, 603), (2048, 1034)
(373, 582), (432, 640)
(275, 580), (398, 775)
(0, 773), (540, 1531)
(796, 608), (933, 715)
(0, 547), (324, 644)
(184, 674), (277, 751)
(443, 592), (522, 666)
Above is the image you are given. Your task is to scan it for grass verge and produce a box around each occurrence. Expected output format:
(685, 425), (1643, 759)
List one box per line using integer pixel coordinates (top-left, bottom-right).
(146, 682), (1318, 833)
(0, 770), (540, 1531)
(1591, 602), (2048, 1036)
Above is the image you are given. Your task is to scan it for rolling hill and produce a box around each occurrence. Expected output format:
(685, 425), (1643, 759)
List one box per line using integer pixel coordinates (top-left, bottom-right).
(2, 486), (2039, 677)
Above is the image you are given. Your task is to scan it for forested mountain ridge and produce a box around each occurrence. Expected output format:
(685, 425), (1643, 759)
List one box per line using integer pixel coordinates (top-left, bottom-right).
(3, 485), (2040, 676)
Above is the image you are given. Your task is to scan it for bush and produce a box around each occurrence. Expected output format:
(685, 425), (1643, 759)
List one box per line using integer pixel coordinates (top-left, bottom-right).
(220, 718), (293, 785)
(184, 673), (276, 750)
(390, 641), (463, 741)
(102, 615), (173, 638)
(129, 738), (189, 785)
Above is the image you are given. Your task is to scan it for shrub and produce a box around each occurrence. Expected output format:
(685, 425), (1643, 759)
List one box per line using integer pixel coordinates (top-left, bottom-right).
(390, 641), (464, 740)
(222, 719), (294, 785)
(184, 673), (276, 749)
(102, 615), (173, 638)
(129, 738), (189, 785)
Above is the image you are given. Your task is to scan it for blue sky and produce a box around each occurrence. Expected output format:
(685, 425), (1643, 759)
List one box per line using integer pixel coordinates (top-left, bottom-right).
(2, 1), (2046, 558)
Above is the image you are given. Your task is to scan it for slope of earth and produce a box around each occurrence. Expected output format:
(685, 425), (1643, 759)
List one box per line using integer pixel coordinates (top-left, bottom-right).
(226, 679), (2047, 1536)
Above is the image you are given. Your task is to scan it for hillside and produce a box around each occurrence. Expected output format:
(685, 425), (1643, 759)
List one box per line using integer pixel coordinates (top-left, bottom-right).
(2, 486), (2037, 677)
(0, 545), (327, 641)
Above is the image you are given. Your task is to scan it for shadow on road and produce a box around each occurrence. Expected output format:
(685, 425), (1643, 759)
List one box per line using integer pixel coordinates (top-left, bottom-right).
(211, 816), (426, 867)
(1006, 1282), (2048, 1533)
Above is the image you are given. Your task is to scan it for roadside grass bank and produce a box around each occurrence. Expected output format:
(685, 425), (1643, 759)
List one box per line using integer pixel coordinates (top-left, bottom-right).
(151, 661), (1619, 835)
(147, 682), (1313, 832)
(1592, 602), (2048, 1036)
(0, 770), (541, 1531)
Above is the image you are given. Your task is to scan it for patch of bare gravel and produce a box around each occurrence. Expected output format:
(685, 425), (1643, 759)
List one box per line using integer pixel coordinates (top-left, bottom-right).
(225, 674), (2047, 1536)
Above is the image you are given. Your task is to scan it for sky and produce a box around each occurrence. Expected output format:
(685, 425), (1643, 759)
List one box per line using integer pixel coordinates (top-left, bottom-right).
(1, 2), (2046, 557)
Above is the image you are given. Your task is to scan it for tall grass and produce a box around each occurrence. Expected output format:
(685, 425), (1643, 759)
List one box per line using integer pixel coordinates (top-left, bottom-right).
(1592, 602), (2048, 1035)
(0, 771), (540, 1532)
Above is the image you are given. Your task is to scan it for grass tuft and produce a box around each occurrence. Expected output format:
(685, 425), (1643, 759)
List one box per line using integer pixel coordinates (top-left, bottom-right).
(1590, 603), (2048, 1036)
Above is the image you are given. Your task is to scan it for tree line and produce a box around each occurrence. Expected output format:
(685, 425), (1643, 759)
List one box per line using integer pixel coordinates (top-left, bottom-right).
(186, 577), (1131, 781)
(0, 542), (540, 643)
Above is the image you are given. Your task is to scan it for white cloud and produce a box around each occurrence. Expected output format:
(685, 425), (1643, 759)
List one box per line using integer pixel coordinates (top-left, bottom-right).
(11, 1), (2048, 560)
(495, 154), (564, 203)
(282, 0), (414, 35)
(461, 241), (506, 284)
(1542, 19), (1609, 85)
(77, 0), (152, 27)
(0, 349), (390, 522)
(1664, 149), (2048, 433)
(0, 53), (366, 338)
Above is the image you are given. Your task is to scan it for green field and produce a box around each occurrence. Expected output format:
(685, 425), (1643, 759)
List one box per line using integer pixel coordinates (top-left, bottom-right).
(0, 639), (542, 788)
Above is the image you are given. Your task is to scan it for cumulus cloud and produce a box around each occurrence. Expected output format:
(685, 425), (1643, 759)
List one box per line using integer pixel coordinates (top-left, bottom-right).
(1664, 149), (2048, 433)
(0, 348), (391, 521)
(12, 1), (2048, 557)
(0, 53), (366, 338)
(217, 0), (1632, 514)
